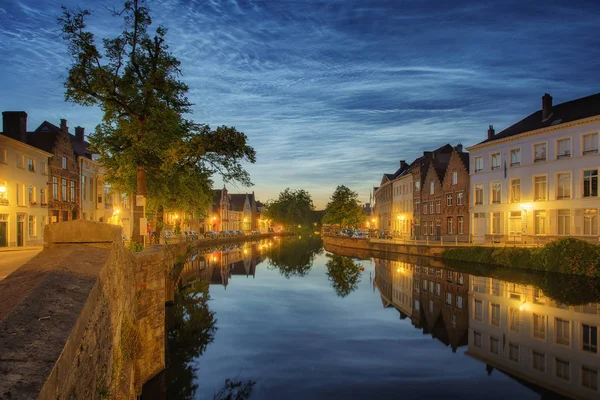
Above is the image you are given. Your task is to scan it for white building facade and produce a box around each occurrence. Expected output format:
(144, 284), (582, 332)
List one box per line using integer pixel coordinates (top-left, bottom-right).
(468, 94), (600, 244)
(0, 134), (52, 247)
(392, 169), (413, 238)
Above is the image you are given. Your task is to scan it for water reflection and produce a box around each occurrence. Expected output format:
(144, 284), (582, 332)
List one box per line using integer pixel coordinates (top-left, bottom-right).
(371, 255), (600, 399)
(325, 254), (363, 298)
(262, 234), (323, 278)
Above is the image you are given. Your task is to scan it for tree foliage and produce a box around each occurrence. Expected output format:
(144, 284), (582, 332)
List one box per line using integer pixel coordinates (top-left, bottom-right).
(323, 185), (364, 228)
(58, 0), (256, 219)
(262, 188), (315, 229)
(265, 235), (323, 278)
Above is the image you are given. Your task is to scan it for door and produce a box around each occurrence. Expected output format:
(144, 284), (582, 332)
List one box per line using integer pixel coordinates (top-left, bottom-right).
(16, 214), (24, 247)
(473, 213), (486, 244)
(0, 219), (7, 247)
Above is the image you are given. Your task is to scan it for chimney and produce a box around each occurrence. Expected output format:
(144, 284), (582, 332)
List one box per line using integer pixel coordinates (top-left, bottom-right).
(75, 126), (84, 142)
(400, 160), (408, 169)
(60, 119), (67, 131)
(2, 111), (28, 143)
(487, 125), (495, 140)
(542, 93), (553, 121)
(456, 143), (463, 152)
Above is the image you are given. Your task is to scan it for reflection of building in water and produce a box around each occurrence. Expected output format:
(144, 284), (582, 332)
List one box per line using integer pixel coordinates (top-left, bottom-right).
(467, 276), (599, 399)
(178, 241), (265, 289)
(374, 258), (469, 352)
(411, 264), (469, 352)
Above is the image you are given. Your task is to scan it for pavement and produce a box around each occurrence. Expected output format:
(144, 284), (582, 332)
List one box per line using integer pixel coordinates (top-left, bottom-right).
(0, 247), (43, 280)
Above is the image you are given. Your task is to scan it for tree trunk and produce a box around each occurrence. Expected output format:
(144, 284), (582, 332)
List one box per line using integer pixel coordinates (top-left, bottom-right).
(131, 164), (147, 244)
(156, 204), (164, 239)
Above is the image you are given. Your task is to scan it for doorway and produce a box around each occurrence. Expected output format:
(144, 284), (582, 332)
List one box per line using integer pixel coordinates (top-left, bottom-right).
(16, 214), (25, 247)
(0, 214), (7, 247)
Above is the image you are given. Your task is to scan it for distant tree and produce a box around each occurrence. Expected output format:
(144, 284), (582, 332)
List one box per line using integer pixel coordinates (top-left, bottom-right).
(325, 254), (363, 297)
(323, 185), (365, 229)
(58, 0), (255, 241)
(263, 188), (315, 230)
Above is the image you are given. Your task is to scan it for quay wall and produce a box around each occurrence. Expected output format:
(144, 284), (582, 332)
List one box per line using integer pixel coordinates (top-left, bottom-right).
(0, 221), (277, 400)
(322, 235), (462, 258)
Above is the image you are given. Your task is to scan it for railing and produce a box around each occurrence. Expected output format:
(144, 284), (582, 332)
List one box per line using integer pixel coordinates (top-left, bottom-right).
(583, 149), (598, 155)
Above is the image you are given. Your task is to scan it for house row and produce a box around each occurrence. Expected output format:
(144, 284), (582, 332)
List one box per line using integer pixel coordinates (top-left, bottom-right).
(0, 111), (265, 247)
(373, 92), (600, 244)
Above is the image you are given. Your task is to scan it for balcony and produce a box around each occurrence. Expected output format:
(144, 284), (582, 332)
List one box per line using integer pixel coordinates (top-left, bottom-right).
(557, 152), (571, 159)
(0, 198), (8, 206)
(534, 157), (546, 163)
(510, 162), (520, 167)
(583, 148), (598, 155)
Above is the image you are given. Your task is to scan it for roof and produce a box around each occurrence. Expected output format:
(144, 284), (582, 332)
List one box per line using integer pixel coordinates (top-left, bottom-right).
(229, 194), (247, 212)
(477, 93), (600, 146)
(26, 121), (95, 159)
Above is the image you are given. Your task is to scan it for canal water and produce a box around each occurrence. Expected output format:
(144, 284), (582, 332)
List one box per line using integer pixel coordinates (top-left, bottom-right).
(142, 235), (600, 400)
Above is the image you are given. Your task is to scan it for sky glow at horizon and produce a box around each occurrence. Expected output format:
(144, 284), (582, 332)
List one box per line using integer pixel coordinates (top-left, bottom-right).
(1, 0), (599, 208)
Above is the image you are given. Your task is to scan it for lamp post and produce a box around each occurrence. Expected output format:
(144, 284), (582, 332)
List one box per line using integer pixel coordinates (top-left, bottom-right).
(521, 203), (531, 244)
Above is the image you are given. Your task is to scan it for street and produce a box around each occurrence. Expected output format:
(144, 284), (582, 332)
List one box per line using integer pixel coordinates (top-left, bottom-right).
(0, 249), (42, 280)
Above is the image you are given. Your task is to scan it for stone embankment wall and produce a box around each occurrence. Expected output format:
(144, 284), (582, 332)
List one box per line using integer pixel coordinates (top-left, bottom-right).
(0, 222), (277, 400)
(323, 235), (460, 258)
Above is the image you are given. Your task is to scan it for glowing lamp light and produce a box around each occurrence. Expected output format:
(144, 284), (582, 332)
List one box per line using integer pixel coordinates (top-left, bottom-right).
(0, 185), (6, 193)
(113, 209), (120, 215)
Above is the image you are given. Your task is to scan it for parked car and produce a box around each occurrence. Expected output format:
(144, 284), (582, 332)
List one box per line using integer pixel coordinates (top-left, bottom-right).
(219, 230), (231, 238)
(205, 231), (218, 239)
(352, 232), (367, 239)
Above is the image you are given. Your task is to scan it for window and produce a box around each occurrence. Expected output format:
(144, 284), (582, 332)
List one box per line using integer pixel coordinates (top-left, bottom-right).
(584, 209), (598, 235)
(509, 308), (520, 332)
(474, 156), (483, 173)
(474, 300), (482, 321)
(533, 351), (545, 372)
(475, 184), (483, 205)
(556, 359), (570, 381)
(557, 138), (571, 159)
(583, 170), (598, 197)
(490, 337), (499, 355)
(436, 200), (441, 214)
(510, 178), (521, 202)
(430, 181), (434, 195)
(430, 202), (434, 214)
(582, 367), (598, 391)
(89, 178), (94, 202)
(447, 217), (453, 234)
(53, 177), (58, 200)
(583, 132), (598, 155)
(491, 303), (500, 326)
(457, 295), (463, 309)
(16, 154), (24, 168)
(436, 283), (441, 296)
(28, 215), (35, 237)
(533, 314), (546, 339)
(582, 324), (598, 353)
(457, 192), (464, 206)
(62, 156), (67, 169)
(430, 221), (435, 235)
(556, 318), (570, 345)
(452, 171), (458, 185)
(70, 181), (76, 202)
(40, 188), (47, 205)
(41, 162), (47, 174)
(457, 216), (464, 234)
(474, 331), (482, 348)
(16, 183), (23, 206)
(447, 193), (453, 206)
(423, 201), (428, 214)
(414, 299), (420, 311)
(429, 281), (434, 293)
(534, 143), (547, 162)
(61, 178), (67, 201)
(534, 176), (547, 200)
(491, 181), (501, 204)
(422, 279), (428, 290)
(491, 153), (501, 170)
(0, 148), (6, 163)
(492, 212), (500, 234)
(414, 181), (420, 192)
(510, 148), (520, 166)
(509, 344), (519, 362)
(445, 292), (452, 306)
(557, 173), (571, 199)
(27, 158), (35, 172)
(558, 210), (571, 235)
(535, 211), (546, 235)
(81, 176), (86, 201)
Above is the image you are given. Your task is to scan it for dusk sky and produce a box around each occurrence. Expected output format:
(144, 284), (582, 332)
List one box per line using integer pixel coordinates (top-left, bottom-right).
(1, 0), (600, 208)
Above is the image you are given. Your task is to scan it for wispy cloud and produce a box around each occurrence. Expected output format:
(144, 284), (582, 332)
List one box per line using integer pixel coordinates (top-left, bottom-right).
(1, 0), (600, 207)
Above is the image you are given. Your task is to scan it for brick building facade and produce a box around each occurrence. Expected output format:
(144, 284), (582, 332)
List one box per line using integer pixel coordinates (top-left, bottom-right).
(441, 145), (470, 241)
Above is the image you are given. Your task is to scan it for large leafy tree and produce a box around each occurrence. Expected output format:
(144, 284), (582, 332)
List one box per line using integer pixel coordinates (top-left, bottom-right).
(59, 0), (255, 239)
(263, 188), (315, 230)
(265, 234), (323, 278)
(325, 254), (363, 298)
(323, 185), (365, 229)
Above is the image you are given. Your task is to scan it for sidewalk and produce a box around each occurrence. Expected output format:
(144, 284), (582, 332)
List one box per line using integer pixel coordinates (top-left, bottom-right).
(0, 245), (44, 253)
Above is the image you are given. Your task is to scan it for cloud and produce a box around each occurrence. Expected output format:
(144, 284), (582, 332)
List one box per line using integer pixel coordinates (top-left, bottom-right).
(1, 0), (600, 208)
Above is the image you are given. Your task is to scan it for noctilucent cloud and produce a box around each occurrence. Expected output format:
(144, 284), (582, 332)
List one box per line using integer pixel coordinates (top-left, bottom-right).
(1, 0), (600, 208)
